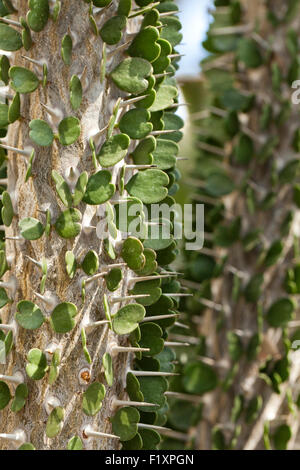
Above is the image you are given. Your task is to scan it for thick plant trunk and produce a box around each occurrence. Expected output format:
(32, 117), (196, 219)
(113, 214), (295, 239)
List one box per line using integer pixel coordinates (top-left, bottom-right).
(0, 0), (136, 450)
(180, 0), (300, 450)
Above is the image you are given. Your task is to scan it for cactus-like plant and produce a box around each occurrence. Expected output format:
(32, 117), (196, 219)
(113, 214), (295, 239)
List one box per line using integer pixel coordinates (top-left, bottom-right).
(164, 0), (300, 450)
(0, 0), (184, 450)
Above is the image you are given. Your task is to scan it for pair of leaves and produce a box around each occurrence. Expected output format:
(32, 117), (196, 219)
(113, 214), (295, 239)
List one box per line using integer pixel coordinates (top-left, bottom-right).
(16, 301), (77, 334)
(29, 117), (80, 146)
(27, 0), (49, 32)
(52, 170), (88, 208)
(121, 237), (146, 271)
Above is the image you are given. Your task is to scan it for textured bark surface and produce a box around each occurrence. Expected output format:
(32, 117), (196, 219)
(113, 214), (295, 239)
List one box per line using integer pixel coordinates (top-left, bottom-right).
(0, 0), (138, 450)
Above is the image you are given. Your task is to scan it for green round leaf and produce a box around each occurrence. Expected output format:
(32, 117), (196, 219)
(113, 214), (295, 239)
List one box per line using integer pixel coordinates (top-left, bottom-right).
(11, 383), (28, 413)
(46, 406), (64, 438)
(8, 92), (20, 123)
(97, 133), (130, 167)
(111, 406), (140, 441)
(0, 55), (10, 85)
(105, 267), (122, 292)
(9, 66), (39, 94)
(19, 217), (44, 240)
(65, 250), (77, 279)
(140, 428), (161, 450)
(27, 0), (49, 32)
(237, 37), (263, 68)
(73, 171), (88, 206)
(135, 248), (157, 276)
(138, 376), (168, 410)
(51, 170), (73, 208)
(128, 26), (161, 63)
(0, 380), (11, 410)
(67, 436), (83, 450)
(82, 382), (106, 416)
(131, 136), (156, 165)
(121, 237), (145, 271)
(273, 424), (292, 450)
(160, 16), (182, 47)
(149, 84), (178, 112)
(110, 57), (153, 95)
(16, 300), (45, 330)
(29, 119), (54, 146)
(82, 250), (99, 276)
(119, 108), (152, 139)
(112, 303), (145, 335)
(152, 139), (178, 170)
(205, 172), (235, 197)
(58, 117), (80, 146)
(50, 302), (77, 334)
(122, 433), (143, 450)
(0, 24), (22, 51)
(100, 15), (127, 45)
(125, 169), (169, 204)
(82, 170), (115, 205)
(55, 208), (82, 239)
(0, 287), (10, 309)
(18, 443), (35, 450)
(183, 361), (218, 395)
(266, 298), (296, 328)
(139, 322), (164, 356)
(126, 371), (144, 403)
(26, 348), (48, 380)
(130, 278), (162, 306)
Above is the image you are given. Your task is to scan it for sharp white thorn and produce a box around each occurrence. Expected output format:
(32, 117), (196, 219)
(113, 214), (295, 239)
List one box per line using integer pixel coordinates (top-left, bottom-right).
(83, 425), (119, 440)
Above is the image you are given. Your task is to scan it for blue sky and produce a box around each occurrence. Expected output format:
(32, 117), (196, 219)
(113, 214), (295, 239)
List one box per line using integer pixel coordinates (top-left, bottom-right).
(176, 0), (213, 75)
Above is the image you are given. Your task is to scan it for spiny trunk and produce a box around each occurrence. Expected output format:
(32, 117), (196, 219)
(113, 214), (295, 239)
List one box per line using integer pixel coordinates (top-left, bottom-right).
(1, 0), (132, 451)
(0, 0), (183, 450)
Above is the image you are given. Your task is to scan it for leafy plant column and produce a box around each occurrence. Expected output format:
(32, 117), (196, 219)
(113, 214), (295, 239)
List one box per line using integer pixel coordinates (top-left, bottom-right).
(171, 0), (300, 450)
